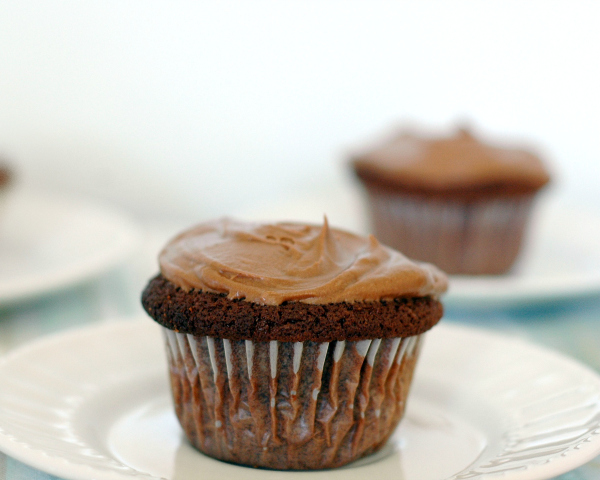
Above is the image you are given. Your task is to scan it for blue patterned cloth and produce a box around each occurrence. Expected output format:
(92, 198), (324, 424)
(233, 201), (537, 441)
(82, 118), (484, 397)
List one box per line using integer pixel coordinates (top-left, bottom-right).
(1, 257), (600, 480)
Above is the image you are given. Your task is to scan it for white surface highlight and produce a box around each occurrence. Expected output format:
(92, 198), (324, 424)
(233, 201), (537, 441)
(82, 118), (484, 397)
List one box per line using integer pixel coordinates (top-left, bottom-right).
(269, 341), (278, 379)
(292, 342), (303, 374)
(165, 331), (179, 363)
(387, 338), (402, 369)
(355, 340), (372, 358)
(222, 339), (233, 381)
(407, 337), (417, 357)
(333, 340), (346, 363)
(186, 335), (201, 369)
(245, 340), (254, 379)
(206, 337), (217, 381)
(316, 343), (329, 371)
(367, 339), (382, 367)
(397, 338), (410, 365)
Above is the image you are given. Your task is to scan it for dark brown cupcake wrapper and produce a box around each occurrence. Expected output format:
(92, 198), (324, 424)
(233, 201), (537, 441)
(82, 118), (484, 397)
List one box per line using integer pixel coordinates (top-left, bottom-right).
(164, 328), (423, 470)
(365, 190), (535, 274)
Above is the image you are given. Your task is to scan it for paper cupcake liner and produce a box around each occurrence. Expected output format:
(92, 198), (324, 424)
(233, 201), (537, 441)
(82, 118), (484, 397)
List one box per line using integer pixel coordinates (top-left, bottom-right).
(365, 190), (535, 274)
(163, 328), (423, 470)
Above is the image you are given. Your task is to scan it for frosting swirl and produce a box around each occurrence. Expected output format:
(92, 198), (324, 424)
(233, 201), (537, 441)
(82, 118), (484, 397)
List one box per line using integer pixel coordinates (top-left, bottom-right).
(352, 127), (550, 191)
(159, 218), (448, 305)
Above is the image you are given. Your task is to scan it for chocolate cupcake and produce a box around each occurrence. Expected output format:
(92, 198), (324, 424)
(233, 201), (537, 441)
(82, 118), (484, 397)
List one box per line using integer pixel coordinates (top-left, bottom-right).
(142, 218), (447, 470)
(351, 127), (551, 275)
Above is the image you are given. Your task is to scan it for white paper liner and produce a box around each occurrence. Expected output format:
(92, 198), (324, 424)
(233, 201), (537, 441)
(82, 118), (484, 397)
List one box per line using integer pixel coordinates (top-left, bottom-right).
(163, 329), (423, 469)
(366, 191), (535, 274)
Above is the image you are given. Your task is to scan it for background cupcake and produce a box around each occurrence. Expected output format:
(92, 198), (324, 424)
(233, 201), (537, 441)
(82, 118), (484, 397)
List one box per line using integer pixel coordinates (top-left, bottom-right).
(351, 127), (551, 275)
(142, 218), (447, 470)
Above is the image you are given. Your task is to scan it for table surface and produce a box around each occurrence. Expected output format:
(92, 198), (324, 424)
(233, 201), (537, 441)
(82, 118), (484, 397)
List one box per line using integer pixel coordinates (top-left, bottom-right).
(1, 224), (599, 480)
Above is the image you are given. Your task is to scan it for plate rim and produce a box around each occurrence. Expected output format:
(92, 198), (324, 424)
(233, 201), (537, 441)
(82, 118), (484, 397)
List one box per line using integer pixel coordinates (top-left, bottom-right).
(1, 319), (600, 480)
(0, 189), (140, 305)
(425, 203), (600, 306)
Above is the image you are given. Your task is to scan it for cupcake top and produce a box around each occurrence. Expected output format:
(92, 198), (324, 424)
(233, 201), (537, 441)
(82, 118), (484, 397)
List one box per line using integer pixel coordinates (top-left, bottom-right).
(144, 218), (447, 341)
(159, 217), (447, 306)
(352, 127), (551, 197)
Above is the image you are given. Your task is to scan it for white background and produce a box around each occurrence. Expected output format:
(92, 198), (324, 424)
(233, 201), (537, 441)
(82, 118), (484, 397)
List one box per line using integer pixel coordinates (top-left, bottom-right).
(0, 1), (598, 222)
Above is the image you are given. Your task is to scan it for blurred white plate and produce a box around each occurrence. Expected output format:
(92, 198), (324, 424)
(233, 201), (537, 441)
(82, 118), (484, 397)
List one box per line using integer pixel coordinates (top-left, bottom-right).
(1, 319), (599, 480)
(244, 184), (600, 306)
(0, 189), (139, 305)
(447, 200), (600, 306)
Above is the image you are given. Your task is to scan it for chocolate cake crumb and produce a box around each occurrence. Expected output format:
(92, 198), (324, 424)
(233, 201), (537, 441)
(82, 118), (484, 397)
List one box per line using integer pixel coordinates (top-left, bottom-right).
(142, 274), (443, 342)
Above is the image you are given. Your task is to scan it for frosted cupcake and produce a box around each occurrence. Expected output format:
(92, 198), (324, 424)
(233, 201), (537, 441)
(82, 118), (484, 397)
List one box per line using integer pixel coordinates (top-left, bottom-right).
(351, 127), (551, 275)
(142, 218), (447, 469)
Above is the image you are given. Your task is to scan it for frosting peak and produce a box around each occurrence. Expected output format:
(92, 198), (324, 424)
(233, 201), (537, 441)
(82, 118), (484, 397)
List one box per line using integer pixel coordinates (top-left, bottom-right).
(159, 218), (448, 305)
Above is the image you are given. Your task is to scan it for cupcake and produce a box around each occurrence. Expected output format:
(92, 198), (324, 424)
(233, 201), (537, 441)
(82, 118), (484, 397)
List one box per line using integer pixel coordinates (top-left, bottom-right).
(351, 127), (551, 275)
(142, 218), (447, 470)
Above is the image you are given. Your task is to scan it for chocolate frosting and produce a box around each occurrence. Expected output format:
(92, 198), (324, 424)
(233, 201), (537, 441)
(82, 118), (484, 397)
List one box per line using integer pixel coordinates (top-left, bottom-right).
(352, 127), (550, 192)
(159, 218), (448, 305)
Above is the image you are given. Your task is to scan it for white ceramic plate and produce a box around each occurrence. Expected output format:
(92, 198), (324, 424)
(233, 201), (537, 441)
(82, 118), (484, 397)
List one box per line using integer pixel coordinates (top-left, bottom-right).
(0, 189), (139, 305)
(1, 320), (600, 480)
(245, 184), (600, 306)
(446, 200), (600, 306)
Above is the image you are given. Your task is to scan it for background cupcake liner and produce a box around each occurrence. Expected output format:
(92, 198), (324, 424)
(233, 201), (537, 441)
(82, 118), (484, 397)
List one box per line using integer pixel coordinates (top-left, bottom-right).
(365, 190), (535, 275)
(163, 328), (423, 470)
